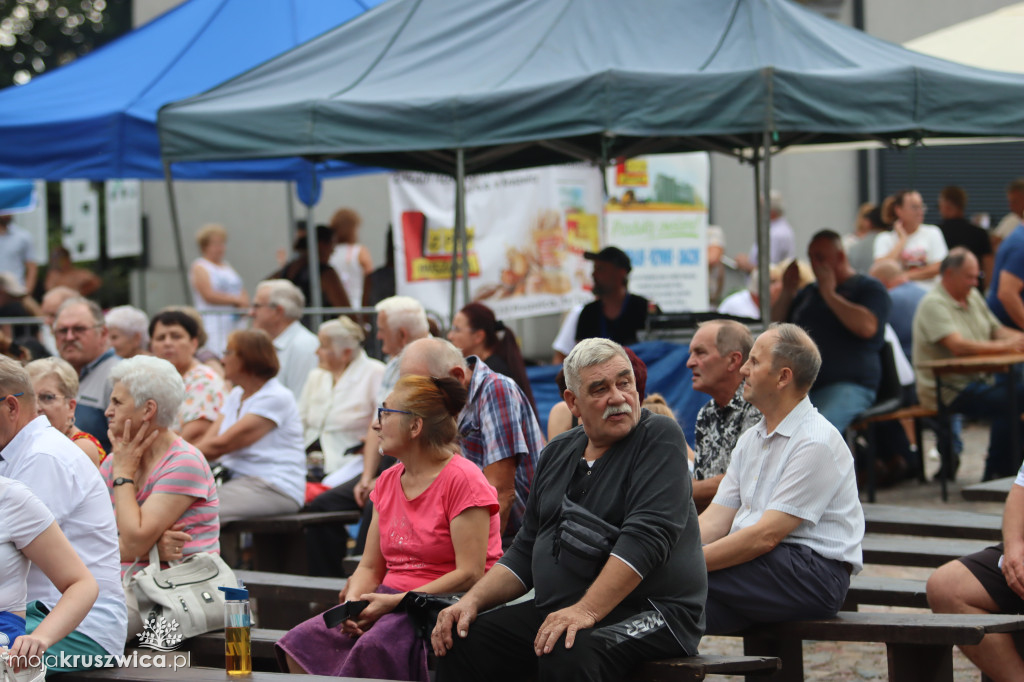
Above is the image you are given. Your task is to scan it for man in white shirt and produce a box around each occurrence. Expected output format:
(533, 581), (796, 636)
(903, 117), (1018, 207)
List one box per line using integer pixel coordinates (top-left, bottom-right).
(698, 323), (864, 635)
(0, 356), (126, 670)
(249, 279), (319, 398)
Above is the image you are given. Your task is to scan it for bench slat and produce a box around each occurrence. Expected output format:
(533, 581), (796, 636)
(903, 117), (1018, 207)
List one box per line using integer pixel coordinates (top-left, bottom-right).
(862, 534), (989, 568)
(746, 612), (1024, 646)
(628, 654), (780, 681)
(221, 511), (361, 534)
(962, 477), (1015, 503)
(846, 576), (928, 610)
(863, 503), (1002, 541)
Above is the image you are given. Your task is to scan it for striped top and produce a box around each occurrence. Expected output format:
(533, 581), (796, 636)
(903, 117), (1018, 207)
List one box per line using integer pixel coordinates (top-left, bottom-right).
(101, 438), (219, 573)
(713, 396), (864, 572)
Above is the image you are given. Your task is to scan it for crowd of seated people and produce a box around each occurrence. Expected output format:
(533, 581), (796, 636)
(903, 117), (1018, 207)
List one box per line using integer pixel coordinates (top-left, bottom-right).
(5, 193), (1024, 681)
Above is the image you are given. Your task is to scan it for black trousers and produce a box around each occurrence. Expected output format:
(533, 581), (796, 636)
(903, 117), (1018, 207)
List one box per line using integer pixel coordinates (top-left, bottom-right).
(435, 600), (685, 682)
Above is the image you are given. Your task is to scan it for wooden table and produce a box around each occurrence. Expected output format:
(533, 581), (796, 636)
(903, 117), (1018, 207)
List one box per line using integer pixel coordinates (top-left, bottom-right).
(919, 352), (1024, 500)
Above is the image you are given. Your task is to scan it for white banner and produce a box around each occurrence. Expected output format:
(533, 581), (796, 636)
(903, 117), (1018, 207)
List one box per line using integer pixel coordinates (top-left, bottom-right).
(389, 164), (604, 321)
(604, 154), (710, 312)
(60, 180), (100, 262)
(105, 180), (143, 258)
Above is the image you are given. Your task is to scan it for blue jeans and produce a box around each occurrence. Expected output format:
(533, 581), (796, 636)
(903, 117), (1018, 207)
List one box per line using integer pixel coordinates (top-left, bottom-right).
(809, 382), (876, 433)
(950, 376), (1024, 480)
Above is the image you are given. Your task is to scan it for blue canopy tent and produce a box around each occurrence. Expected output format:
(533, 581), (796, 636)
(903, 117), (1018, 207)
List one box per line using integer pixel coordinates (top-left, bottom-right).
(0, 181), (37, 213)
(158, 0), (1024, 321)
(0, 0), (385, 305)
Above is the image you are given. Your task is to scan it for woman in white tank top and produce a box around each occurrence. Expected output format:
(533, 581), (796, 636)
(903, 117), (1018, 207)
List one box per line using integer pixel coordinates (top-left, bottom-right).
(327, 208), (373, 308)
(189, 224), (248, 355)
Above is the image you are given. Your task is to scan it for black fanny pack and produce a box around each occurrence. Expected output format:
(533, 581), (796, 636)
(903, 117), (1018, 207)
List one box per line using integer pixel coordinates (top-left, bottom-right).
(554, 496), (620, 579)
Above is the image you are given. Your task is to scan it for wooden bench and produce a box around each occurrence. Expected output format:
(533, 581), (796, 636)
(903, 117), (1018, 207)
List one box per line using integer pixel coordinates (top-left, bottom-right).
(221, 511), (361, 573)
(863, 503), (1002, 541)
(849, 404), (938, 502)
(235, 569), (341, 629)
(962, 476), (1015, 503)
(184, 628), (778, 680)
(861, 534), (990, 568)
(740, 612), (1024, 682)
(844, 575), (928, 610)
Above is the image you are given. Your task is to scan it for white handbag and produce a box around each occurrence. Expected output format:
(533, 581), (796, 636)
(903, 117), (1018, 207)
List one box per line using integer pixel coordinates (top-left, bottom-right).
(124, 546), (238, 646)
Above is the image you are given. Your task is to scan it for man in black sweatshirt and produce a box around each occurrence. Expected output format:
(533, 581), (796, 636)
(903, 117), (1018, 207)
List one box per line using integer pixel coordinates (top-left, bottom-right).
(431, 338), (706, 682)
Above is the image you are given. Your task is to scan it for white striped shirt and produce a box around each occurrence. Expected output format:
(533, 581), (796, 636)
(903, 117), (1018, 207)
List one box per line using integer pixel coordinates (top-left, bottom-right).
(713, 396), (865, 572)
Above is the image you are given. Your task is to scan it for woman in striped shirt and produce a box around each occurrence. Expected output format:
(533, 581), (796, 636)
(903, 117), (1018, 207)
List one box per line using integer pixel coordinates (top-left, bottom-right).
(99, 356), (219, 579)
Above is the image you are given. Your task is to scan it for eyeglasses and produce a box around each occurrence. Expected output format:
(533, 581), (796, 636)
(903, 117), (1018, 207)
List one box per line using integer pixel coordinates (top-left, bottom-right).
(0, 392), (24, 403)
(37, 392), (64, 405)
(249, 302), (275, 310)
(377, 407), (415, 423)
(53, 324), (101, 338)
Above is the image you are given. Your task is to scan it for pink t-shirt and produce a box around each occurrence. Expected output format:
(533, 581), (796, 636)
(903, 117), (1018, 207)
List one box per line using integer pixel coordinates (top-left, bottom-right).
(370, 455), (502, 592)
(101, 438), (220, 574)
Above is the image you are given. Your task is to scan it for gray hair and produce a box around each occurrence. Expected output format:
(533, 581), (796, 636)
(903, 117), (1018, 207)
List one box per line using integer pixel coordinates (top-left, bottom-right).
(105, 306), (151, 348)
(563, 338), (630, 395)
(375, 296), (429, 339)
(767, 323), (821, 392)
(700, 319), (753, 363)
(25, 357), (79, 398)
(319, 316), (365, 353)
(0, 356), (34, 403)
(57, 297), (105, 327)
(940, 246), (974, 275)
(769, 189), (784, 214)
(109, 356), (185, 429)
(257, 279), (305, 320)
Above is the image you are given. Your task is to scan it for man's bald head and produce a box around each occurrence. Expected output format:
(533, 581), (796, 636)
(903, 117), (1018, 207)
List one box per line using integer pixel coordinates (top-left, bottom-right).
(399, 337), (467, 382)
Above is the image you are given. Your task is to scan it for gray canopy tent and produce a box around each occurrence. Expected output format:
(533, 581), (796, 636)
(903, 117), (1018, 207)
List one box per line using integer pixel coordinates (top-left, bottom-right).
(159, 0), (1024, 321)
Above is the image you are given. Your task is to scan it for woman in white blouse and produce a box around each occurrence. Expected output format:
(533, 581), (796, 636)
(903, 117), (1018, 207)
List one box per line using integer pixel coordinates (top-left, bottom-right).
(0, 476), (97, 667)
(299, 316), (385, 480)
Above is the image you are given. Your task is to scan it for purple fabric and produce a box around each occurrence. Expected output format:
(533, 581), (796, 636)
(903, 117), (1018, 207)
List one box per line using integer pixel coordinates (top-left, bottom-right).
(275, 585), (428, 681)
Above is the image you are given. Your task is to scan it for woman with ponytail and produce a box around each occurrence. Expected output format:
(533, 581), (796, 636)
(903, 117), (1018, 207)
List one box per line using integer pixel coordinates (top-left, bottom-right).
(448, 302), (537, 414)
(276, 375), (503, 681)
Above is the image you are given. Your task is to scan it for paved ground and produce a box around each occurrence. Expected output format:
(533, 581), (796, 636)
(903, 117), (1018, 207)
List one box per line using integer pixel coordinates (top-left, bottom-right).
(699, 420), (1004, 680)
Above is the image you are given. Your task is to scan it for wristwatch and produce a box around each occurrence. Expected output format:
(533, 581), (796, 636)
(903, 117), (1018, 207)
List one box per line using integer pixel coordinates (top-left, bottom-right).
(112, 477), (135, 488)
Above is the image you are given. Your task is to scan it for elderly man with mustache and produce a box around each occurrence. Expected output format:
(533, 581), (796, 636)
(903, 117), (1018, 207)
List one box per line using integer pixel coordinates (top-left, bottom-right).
(431, 338), (706, 682)
(54, 298), (121, 453)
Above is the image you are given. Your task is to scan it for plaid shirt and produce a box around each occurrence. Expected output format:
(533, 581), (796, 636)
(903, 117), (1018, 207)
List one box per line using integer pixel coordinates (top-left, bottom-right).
(459, 356), (545, 537)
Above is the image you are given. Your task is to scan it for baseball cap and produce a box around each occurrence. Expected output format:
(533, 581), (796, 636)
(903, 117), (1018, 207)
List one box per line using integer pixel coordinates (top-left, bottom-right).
(584, 246), (632, 273)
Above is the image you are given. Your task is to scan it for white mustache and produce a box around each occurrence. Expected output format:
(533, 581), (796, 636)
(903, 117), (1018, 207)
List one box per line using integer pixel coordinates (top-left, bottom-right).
(602, 404), (633, 420)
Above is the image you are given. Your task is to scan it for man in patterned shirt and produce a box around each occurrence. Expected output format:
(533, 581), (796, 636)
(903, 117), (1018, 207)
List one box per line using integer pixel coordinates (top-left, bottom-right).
(699, 324), (864, 635)
(400, 336), (544, 543)
(686, 319), (760, 511)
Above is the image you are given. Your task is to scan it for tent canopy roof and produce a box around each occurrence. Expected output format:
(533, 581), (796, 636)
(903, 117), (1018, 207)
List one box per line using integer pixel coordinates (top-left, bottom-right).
(159, 0), (1024, 176)
(0, 0), (382, 181)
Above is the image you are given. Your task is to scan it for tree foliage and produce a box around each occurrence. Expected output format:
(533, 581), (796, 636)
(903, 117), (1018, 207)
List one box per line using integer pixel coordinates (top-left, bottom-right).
(0, 0), (132, 89)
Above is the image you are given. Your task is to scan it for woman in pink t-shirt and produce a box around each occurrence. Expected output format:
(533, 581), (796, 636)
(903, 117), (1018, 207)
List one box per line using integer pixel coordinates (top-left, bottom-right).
(276, 375), (502, 681)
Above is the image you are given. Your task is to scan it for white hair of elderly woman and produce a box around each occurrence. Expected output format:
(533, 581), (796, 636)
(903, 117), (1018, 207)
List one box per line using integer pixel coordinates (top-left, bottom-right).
(109, 356), (186, 429)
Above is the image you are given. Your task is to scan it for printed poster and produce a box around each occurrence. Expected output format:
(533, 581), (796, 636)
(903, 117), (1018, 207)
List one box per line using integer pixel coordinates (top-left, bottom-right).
(605, 154), (711, 312)
(389, 164), (604, 321)
(60, 180), (100, 262)
(105, 180), (143, 258)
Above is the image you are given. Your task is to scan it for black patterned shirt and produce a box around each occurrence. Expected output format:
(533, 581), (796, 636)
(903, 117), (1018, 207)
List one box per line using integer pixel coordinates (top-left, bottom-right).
(693, 382), (761, 480)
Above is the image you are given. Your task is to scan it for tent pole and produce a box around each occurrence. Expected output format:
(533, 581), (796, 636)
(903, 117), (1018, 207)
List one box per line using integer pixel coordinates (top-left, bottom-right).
(456, 148), (470, 314)
(286, 182), (297, 245)
(757, 132), (773, 326)
(162, 161), (193, 306)
(305, 173), (323, 329)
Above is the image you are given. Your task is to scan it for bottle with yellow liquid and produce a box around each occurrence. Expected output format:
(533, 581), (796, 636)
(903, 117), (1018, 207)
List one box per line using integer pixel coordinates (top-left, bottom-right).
(219, 585), (251, 675)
